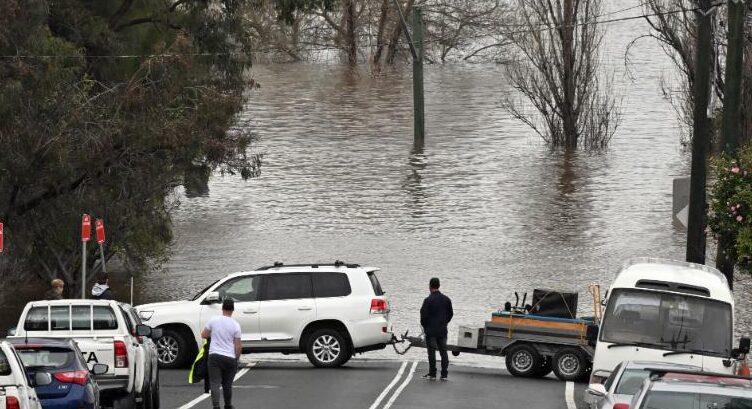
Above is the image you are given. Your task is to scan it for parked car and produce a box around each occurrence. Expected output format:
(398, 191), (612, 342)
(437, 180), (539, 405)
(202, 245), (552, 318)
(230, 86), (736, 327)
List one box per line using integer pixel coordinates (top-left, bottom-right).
(0, 340), (43, 409)
(137, 261), (392, 369)
(9, 338), (107, 409)
(10, 300), (161, 409)
(622, 368), (752, 409)
(586, 361), (700, 409)
(591, 258), (751, 385)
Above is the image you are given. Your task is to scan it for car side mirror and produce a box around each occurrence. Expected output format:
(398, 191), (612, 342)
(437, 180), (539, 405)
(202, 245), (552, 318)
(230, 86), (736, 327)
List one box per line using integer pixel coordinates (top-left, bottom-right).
(7, 327), (16, 336)
(33, 372), (52, 387)
(203, 291), (221, 304)
(91, 364), (109, 375)
(136, 324), (152, 337)
(586, 383), (607, 398)
(150, 328), (163, 340)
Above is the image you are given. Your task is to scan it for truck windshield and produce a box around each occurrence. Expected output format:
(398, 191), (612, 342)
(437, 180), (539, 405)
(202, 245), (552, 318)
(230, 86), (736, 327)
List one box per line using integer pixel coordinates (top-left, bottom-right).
(601, 289), (732, 357)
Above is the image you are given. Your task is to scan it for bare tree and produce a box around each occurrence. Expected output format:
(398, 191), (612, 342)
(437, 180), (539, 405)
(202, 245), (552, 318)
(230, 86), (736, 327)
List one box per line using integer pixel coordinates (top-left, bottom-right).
(503, 0), (619, 149)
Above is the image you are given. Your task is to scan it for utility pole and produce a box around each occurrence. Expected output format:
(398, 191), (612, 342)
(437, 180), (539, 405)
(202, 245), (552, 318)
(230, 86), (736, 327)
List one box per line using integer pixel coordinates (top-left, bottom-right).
(716, 0), (747, 288)
(686, 0), (715, 264)
(391, 0), (425, 150)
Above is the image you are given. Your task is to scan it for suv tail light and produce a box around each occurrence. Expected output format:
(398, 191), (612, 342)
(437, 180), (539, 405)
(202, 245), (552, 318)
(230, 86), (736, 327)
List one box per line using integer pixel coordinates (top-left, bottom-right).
(371, 299), (388, 314)
(114, 340), (128, 368)
(53, 370), (89, 386)
(6, 396), (19, 409)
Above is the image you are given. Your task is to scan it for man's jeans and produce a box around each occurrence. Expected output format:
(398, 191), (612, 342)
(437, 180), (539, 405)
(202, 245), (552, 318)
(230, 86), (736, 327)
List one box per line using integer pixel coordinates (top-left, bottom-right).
(426, 336), (449, 377)
(208, 354), (238, 409)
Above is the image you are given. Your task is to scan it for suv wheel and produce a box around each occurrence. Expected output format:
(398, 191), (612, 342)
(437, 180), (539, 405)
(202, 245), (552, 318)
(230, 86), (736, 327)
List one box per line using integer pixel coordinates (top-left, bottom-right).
(305, 328), (351, 368)
(156, 329), (189, 369)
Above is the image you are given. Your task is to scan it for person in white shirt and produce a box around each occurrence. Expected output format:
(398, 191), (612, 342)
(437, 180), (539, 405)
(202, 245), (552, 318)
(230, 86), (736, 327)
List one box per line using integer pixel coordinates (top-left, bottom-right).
(201, 298), (242, 409)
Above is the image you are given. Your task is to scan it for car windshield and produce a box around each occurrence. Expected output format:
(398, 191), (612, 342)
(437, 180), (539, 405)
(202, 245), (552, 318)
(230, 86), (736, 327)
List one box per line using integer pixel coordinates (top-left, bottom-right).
(601, 289), (732, 356)
(16, 348), (73, 369)
(641, 391), (752, 409)
(191, 279), (221, 301)
(615, 369), (651, 395)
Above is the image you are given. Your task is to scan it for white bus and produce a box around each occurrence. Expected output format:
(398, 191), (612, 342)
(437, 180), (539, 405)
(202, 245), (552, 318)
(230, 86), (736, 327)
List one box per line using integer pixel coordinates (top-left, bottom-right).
(590, 258), (750, 384)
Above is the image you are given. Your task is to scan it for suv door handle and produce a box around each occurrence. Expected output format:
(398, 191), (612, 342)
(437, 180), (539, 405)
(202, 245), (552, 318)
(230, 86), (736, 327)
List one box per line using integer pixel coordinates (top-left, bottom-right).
(297, 306), (313, 311)
(243, 309), (258, 314)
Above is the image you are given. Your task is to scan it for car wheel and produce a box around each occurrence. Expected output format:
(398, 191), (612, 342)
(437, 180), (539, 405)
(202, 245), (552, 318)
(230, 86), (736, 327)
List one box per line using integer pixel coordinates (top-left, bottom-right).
(505, 343), (542, 377)
(156, 329), (190, 369)
(552, 348), (589, 382)
(305, 328), (352, 368)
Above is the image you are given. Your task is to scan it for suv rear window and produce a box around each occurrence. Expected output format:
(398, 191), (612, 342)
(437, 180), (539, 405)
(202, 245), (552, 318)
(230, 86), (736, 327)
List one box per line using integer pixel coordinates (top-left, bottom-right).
(312, 273), (351, 298)
(16, 347), (74, 369)
(0, 350), (11, 376)
(367, 271), (384, 296)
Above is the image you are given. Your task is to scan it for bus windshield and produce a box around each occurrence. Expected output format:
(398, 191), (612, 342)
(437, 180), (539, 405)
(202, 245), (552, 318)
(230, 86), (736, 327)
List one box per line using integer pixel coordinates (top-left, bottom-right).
(600, 288), (732, 357)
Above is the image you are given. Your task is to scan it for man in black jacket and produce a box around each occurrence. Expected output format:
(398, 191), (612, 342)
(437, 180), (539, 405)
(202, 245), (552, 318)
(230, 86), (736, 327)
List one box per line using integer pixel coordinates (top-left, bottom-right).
(420, 277), (453, 380)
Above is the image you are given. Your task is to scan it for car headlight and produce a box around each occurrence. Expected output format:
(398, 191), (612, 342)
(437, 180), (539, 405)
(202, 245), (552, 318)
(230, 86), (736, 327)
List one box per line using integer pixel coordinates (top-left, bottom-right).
(138, 311), (154, 321)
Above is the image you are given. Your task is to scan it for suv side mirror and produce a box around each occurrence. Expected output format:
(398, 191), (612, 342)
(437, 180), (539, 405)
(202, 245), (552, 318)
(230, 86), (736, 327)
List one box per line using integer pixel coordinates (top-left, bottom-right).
(33, 372), (52, 387)
(136, 324), (152, 337)
(203, 291), (221, 304)
(91, 364), (109, 375)
(586, 383), (607, 398)
(150, 328), (163, 340)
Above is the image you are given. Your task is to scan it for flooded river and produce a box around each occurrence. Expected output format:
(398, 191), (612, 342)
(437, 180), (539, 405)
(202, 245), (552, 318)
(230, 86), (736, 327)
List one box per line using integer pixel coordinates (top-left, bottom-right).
(3, 0), (752, 363)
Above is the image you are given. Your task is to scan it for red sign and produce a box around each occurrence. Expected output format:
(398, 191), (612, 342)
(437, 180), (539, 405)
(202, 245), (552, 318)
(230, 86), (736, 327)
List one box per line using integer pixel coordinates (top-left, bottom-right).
(0, 222), (4, 253)
(81, 214), (91, 243)
(95, 219), (106, 244)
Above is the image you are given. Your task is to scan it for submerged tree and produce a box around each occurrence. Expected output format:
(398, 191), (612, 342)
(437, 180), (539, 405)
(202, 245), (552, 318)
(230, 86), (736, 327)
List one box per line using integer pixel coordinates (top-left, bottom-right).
(502, 0), (619, 150)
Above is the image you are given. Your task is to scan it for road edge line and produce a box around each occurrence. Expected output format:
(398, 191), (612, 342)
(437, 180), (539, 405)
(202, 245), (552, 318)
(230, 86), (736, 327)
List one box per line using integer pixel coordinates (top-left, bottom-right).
(177, 362), (256, 409)
(565, 381), (577, 409)
(368, 361), (408, 409)
(382, 361), (418, 409)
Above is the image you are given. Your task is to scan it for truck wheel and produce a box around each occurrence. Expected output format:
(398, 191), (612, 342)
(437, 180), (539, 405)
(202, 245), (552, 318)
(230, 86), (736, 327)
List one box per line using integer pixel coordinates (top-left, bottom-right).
(533, 356), (553, 378)
(505, 344), (542, 377)
(552, 348), (588, 382)
(305, 328), (352, 368)
(156, 328), (189, 369)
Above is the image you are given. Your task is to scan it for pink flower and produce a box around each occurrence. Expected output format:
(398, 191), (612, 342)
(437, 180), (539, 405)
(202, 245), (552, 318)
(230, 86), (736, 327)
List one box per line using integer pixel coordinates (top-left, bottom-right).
(737, 215), (744, 222)
(732, 166), (741, 174)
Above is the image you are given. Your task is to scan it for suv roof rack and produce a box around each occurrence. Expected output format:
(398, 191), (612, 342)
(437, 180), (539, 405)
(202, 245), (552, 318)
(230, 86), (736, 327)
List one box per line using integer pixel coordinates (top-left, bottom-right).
(256, 260), (361, 270)
(647, 368), (752, 381)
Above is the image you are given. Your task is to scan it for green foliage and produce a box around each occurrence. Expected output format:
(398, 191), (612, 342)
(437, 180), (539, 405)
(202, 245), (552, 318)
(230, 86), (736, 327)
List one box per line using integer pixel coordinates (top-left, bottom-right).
(708, 147), (752, 271)
(0, 0), (260, 291)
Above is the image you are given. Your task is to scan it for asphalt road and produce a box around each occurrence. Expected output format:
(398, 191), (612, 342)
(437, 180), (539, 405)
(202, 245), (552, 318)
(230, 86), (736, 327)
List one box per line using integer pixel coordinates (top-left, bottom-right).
(159, 359), (589, 409)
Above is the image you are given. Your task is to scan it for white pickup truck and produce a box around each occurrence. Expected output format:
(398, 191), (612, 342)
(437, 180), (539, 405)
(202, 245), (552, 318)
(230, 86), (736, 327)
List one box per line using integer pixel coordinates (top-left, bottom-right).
(0, 340), (43, 409)
(10, 300), (161, 409)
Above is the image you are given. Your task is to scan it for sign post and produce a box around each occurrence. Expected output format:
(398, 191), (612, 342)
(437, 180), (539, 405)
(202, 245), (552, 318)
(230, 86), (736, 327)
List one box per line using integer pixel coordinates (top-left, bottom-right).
(0, 222), (4, 254)
(95, 219), (107, 278)
(81, 215), (91, 298)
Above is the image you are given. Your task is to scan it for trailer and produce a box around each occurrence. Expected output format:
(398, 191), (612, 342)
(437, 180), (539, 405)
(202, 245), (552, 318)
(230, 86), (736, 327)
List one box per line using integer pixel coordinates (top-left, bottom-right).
(397, 288), (601, 382)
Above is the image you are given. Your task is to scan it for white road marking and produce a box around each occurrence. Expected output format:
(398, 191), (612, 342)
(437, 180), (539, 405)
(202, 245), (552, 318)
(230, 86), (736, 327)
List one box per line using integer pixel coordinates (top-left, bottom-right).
(565, 381), (577, 409)
(382, 361), (418, 409)
(177, 363), (255, 409)
(368, 361), (408, 409)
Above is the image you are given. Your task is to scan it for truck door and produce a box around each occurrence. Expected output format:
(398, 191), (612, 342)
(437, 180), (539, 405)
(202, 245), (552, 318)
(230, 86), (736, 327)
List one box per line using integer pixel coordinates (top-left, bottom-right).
(258, 273), (315, 348)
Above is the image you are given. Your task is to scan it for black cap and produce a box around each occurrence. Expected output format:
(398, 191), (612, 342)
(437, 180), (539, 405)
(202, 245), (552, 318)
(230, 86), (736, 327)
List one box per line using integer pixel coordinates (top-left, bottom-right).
(222, 298), (235, 311)
(429, 277), (440, 289)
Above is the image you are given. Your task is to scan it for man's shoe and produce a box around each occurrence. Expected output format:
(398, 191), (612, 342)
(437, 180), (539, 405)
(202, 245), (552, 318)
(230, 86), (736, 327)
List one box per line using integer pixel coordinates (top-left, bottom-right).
(440, 375), (448, 381)
(422, 373), (436, 380)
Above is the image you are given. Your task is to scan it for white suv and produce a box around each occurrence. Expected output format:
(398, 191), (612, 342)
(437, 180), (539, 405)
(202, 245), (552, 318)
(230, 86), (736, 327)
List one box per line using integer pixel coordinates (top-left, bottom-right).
(137, 261), (392, 368)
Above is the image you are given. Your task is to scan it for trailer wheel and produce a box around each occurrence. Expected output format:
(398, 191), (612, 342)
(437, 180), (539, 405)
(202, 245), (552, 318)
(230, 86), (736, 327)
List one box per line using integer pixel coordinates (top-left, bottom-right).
(505, 344), (541, 377)
(533, 356), (553, 378)
(552, 348), (588, 381)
